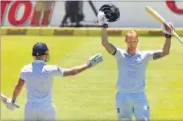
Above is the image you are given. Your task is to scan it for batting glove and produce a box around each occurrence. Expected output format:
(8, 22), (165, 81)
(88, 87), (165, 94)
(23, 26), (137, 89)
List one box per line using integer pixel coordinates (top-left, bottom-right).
(97, 11), (108, 28)
(162, 21), (174, 37)
(87, 53), (103, 68)
(6, 98), (20, 110)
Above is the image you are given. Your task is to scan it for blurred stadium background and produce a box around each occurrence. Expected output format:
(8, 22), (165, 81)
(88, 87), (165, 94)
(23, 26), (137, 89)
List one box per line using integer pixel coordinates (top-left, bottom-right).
(1, 0), (183, 120)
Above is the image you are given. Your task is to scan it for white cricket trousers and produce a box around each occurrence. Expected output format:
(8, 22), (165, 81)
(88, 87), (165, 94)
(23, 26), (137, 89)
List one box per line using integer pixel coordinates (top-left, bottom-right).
(116, 91), (150, 121)
(25, 102), (56, 121)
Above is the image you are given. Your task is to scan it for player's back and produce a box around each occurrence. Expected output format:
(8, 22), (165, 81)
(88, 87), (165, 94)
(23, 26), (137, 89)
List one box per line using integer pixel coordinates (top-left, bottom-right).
(20, 60), (63, 103)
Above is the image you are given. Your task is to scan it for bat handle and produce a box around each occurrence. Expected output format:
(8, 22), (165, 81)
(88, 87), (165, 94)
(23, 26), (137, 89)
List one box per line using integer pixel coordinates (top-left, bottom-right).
(164, 22), (183, 44)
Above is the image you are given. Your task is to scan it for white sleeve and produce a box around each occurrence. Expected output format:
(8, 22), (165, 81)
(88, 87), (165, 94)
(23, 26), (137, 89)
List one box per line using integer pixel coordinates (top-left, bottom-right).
(49, 65), (65, 76)
(144, 50), (162, 61)
(19, 67), (26, 80)
(114, 48), (125, 60)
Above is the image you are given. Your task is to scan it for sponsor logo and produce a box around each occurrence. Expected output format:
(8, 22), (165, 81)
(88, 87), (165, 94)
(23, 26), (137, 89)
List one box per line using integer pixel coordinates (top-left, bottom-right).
(1, 1), (54, 26)
(166, 0), (183, 14)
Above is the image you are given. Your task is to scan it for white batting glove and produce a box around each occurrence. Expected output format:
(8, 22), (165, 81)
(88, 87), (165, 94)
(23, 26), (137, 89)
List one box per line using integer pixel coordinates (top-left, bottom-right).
(87, 53), (103, 67)
(162, 21), (174, 35)
(6, 98), (19, 110)
(97, 11), (108, 26)
(6, 98), (15, 110)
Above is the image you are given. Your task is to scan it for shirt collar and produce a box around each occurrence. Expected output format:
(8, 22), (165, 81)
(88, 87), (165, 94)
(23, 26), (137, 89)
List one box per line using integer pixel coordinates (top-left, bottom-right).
(125, 49), (140, 56)
(33, 60), (46, 64)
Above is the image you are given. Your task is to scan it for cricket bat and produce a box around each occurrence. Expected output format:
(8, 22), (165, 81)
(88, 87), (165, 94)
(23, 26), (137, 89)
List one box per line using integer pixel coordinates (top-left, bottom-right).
(145, 6), (183, 44)
(1, 94), (20, 108)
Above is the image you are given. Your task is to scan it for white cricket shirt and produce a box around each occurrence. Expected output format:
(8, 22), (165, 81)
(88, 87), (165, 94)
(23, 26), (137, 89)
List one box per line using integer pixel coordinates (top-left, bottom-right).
(20, 60), (64, 103)
(114, 48), (161, 92)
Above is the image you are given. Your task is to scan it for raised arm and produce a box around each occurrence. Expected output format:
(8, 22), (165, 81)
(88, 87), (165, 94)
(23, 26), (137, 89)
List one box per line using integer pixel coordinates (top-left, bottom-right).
(97, 5), (120, 55)
(153, 37), (171, 60)
(63, 63), (90, 76)
(153, 21), (173, 60)
(102, 28), (117, 55)
(63, 53), (102, 76)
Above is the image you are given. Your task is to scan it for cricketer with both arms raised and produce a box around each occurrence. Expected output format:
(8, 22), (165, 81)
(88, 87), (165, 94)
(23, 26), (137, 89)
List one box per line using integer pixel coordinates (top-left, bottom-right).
(97, 8), (173, 121)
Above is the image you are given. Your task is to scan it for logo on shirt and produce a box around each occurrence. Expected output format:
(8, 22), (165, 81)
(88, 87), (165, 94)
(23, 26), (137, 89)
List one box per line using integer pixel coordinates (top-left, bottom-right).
(124, 53), (132, 58)
(138, 54), (141, 59)
(124, 53), (142, 59)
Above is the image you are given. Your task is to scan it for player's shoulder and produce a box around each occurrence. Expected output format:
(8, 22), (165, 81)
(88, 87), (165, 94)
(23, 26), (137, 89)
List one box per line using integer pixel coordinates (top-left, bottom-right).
(114, 47), (126, 59)
(20, 63), (32, 72)
(116, 47), (125, 53)
(139, 50), (153, 55)
(44, 64), (57, 68)
(140, 50), (150, 53)
(43, 64), (61, 71)
(140, 50), (162, 55)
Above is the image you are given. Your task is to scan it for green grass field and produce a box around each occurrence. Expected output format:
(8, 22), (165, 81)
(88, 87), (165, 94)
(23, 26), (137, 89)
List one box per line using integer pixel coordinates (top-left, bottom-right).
(1, 35), (183, 120)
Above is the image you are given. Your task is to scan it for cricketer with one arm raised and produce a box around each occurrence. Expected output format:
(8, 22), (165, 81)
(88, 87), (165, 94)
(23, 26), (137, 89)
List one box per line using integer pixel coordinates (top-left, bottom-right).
(97, 5), (173, 121)
(6, 42), (103, 121)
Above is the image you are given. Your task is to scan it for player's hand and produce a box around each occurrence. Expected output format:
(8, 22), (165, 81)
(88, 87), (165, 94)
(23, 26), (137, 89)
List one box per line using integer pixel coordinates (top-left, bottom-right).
(87, 53), (103, 67)
(97, 4), (120, 28)
(2, 97), (8, 104)
(162, 21), (174, 35)
(6, 98), (16, 110)
(5, 98), (20, 110)
(97, 11), (108, 28)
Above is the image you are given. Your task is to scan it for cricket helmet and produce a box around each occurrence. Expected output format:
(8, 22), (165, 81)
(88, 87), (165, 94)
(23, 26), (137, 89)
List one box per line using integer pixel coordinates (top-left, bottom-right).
(99, 4), (120, 22)
(32, 42), (49, 56)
